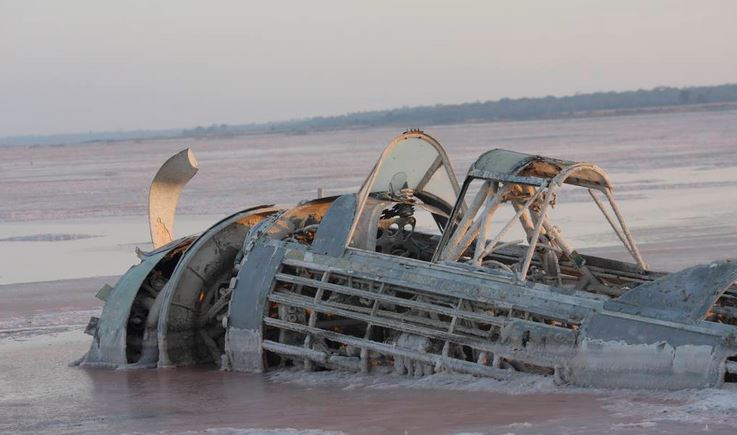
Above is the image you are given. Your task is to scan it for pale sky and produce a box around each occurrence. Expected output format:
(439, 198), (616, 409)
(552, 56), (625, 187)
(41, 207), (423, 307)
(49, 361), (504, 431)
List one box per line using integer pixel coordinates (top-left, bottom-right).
(1, 0), (736, 137)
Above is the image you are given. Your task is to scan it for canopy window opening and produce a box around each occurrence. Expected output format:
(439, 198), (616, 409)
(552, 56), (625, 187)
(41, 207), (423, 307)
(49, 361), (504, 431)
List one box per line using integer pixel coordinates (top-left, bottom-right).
(347, 131), (463, 260)
(355, 131), (460, 214)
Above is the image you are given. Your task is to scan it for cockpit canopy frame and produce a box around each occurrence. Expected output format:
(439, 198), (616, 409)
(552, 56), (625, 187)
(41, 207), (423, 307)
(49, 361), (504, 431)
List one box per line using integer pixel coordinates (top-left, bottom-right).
(434, 148), (647, 285)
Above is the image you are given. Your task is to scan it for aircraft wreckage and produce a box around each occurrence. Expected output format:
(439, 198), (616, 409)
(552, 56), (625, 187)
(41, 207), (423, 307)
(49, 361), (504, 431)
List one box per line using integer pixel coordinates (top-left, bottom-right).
(81, 130), (737, 390)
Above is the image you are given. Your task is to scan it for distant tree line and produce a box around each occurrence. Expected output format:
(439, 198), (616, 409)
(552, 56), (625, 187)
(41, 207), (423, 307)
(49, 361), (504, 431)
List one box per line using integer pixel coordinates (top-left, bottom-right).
(185, 124), (235, 138)
(182, 83), (737, 137)
(3, 83), (736, 146)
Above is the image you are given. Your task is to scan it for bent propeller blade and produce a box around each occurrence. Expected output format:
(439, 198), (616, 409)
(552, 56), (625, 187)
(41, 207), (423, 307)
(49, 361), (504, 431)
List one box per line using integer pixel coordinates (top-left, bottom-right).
(148, 148), (198, 249)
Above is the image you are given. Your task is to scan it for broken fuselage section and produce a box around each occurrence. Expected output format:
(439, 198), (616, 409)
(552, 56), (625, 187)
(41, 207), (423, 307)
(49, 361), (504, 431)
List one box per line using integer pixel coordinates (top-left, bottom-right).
(83, 130), (737, 390)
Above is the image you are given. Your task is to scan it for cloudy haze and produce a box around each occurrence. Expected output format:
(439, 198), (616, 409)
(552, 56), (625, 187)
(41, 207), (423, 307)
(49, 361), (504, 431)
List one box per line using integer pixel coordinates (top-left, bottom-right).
(1, 0), (736, 136)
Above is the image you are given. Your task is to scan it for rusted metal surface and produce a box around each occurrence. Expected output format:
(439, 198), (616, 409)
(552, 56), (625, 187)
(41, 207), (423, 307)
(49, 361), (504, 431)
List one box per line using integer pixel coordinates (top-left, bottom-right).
(83, 130), (737, 390)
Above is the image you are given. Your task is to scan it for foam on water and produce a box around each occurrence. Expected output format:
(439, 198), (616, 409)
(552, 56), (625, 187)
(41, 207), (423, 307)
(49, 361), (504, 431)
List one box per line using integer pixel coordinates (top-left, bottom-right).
(268, 366), (737, 430)
(267, 368), (564, 396)
(0, 309), (99, 338)
(605, 386), (737, 427)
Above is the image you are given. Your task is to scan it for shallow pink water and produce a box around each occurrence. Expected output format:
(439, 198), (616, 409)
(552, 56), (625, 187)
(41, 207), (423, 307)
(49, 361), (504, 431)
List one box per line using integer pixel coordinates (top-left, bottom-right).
(2, 330), (733, 434)
(3, 111), (737, 434)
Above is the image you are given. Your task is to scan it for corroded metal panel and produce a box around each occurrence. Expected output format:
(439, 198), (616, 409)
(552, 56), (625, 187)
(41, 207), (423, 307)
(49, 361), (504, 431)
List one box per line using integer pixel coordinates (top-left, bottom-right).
(605, 260), (737, 324)
(297, 244), (600, 322)
(310, 194), (356, 257)
(225, 243), (286, 372)
(82, 249), (170, 367)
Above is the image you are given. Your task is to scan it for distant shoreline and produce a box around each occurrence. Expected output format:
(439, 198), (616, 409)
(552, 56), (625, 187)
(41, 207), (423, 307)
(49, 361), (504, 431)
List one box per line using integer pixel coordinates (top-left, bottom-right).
(3, 83), (737, 147)
(17, 102), (737, 149)
(262, 101), (737, 136)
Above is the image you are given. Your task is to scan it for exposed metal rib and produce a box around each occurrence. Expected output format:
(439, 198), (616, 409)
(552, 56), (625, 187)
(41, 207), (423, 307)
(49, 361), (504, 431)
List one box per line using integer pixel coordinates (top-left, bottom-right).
(264, 317), (522, 380)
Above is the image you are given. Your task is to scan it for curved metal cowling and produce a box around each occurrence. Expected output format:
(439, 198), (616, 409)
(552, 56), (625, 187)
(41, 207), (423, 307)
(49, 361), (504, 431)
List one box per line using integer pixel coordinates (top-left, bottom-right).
(81, 237), (193, 367)
(156, 205), (280, 367)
